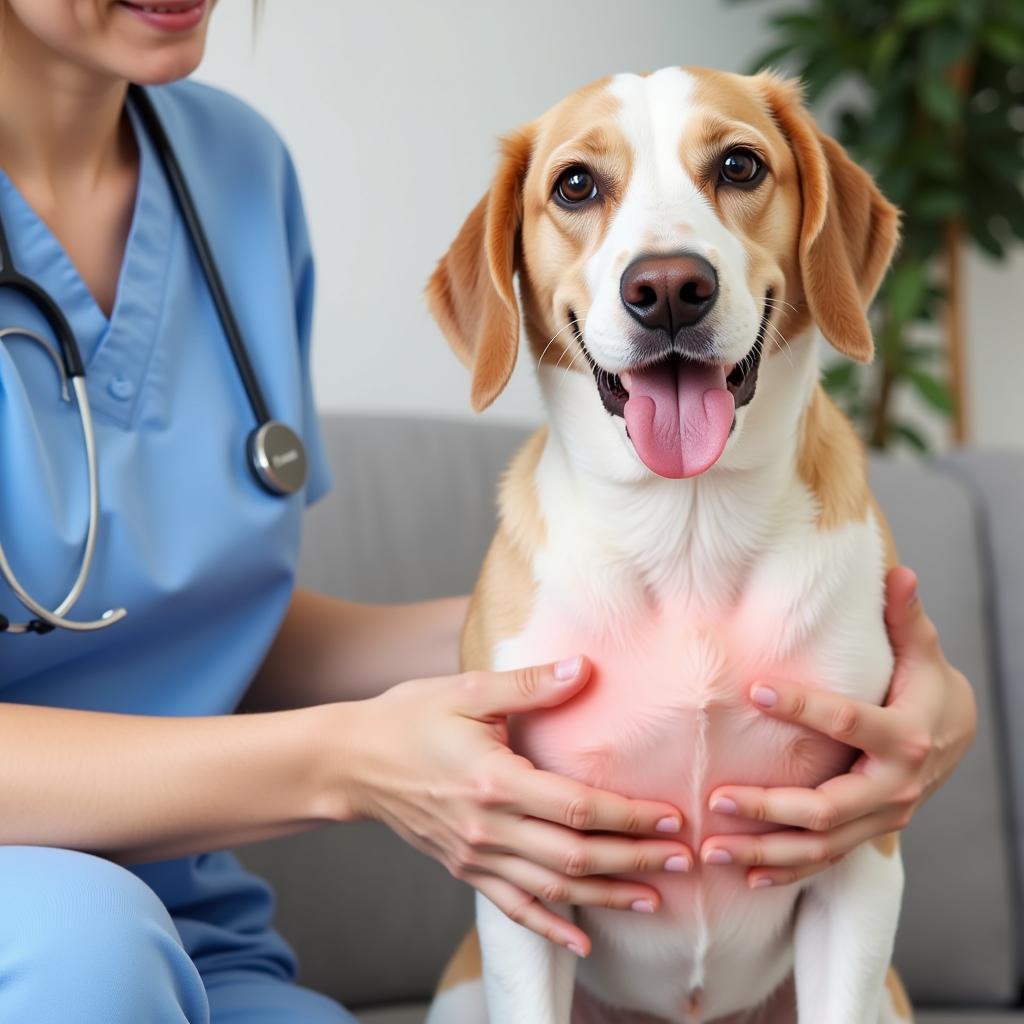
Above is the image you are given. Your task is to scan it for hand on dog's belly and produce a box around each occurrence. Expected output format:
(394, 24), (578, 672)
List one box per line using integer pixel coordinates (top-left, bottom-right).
(507, 610), (854, 855)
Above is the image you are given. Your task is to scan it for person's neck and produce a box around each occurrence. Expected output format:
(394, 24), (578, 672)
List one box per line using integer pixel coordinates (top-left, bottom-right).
(0, 17), (133, 196)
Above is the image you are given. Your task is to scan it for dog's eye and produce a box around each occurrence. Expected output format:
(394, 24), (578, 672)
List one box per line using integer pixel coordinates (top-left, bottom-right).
(555, 167), (598, 206)
(719, 149), (763, 186)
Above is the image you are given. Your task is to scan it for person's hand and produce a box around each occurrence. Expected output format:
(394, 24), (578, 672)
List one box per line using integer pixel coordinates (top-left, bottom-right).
(340, 656), (692, 956)
(701, 566), (976, 888)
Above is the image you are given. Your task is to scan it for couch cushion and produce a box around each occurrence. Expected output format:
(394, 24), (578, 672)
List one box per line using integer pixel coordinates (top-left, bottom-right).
(354, 1003), (1024, 1023)
(871, 458), (1018, 1005)
(939, 451), (1024, 982)
(357, 1005), (427, 1024)
(915, 1015), (1024, 1023)
(296, 414), (528, 602)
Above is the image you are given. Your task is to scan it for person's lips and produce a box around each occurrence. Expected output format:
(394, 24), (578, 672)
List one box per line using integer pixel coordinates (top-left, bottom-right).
(115, 0), (207, 32)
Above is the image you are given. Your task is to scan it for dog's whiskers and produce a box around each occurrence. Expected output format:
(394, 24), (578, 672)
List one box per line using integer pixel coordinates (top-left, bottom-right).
(763, 296), (799, 315)
(762, 319), (794, 369)
(559, 346), (587, 384)
(537, 319), (582, 372)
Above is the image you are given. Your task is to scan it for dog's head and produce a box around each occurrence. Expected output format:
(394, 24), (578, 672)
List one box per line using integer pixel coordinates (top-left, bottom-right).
(427, 68), (899, 480)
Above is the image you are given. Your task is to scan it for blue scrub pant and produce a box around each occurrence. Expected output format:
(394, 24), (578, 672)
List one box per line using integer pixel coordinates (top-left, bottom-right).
(0, 846), (357, 1023)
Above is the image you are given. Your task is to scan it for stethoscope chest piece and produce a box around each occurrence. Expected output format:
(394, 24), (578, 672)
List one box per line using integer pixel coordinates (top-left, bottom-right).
(248, 421), (308, 496)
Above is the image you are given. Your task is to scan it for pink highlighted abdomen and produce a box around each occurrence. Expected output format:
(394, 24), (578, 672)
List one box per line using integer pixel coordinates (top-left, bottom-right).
(504, 602), (852, 912)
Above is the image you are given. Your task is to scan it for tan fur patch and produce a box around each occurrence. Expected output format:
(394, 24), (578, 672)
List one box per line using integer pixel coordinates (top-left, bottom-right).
(520, 84), (633, 376)
(870, 493), (900, 571)
(756, 72), (900, 364)
(796, 387), (870, 530)
(425, 129), (534, 412)
(682, 70), (812, 356)
(436, 927), (482, 992)
(885, 965), (914, 1019)
(873, 832), (900, 858)
(461, 429), (547, 671)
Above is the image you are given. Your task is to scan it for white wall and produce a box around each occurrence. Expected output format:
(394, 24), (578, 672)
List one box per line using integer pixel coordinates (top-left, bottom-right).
(196, 1), (1023, 448)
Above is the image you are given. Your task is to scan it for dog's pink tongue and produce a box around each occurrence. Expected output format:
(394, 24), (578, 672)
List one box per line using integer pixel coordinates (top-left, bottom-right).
(622, 361), (734, 478)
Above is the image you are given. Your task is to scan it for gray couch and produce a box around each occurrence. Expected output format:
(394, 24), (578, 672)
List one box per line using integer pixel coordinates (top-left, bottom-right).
(240, 414), (1024, 1023)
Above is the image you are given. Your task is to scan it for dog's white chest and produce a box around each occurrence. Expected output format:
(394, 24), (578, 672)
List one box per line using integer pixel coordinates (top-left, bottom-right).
(493, 518), (893, 1022)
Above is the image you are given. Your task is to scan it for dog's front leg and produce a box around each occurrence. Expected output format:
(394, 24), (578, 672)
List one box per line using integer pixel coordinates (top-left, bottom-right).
(793, 840), (906, 1023)
(477, 890), (577, 1024)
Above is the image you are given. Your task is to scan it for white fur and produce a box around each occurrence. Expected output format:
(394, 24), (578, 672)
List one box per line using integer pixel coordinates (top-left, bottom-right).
(583, 69), (762, 378)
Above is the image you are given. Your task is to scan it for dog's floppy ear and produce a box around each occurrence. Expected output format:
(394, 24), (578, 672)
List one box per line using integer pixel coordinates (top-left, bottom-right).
(760, 74), (900, 363)
(426, 128), (534, 412)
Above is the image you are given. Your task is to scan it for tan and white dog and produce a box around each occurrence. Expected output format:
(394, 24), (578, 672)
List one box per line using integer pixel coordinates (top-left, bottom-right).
(424, 67), (912, 1024)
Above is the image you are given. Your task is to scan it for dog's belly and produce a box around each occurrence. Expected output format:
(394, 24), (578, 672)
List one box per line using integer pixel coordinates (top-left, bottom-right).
(504, 601), (857, 1022)
(509, 602), (854, 863)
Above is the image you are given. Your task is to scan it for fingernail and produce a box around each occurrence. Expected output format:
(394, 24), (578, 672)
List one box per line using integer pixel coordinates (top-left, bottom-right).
(906, 586), (919, 609)
(711, 797), (737, 815)
(554, 656), (582, 681)
(704, 849), (732, 865)
(665, 855), (691, 873)
(656, 816), (681, 833)
(751, 877), (774, 889)
(751, 685), (777, 709)
(567, 942), (586, 957)
(631, 899), (655, 913)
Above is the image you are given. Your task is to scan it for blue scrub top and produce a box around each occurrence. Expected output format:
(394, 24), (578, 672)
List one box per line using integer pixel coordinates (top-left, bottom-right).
(0, 80), (331, 712)
(0, 82), (334, 949)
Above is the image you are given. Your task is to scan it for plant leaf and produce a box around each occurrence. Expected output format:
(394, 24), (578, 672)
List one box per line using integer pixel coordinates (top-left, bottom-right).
(901, 0), (954, 26)
(912, 188), (964, 220)
(747, 43), (799, 75)
(884, 261), (931, 323)
(870, 26), (905, 80)
(984, 24), (1024, 63)
(920, 75), (963, 123)
(907, 369), (956, 414)
(922, 22), (973, 76)
(891, 421), (931, 452)
(822, 361), (858, 393)
(901, 343), (944, 363)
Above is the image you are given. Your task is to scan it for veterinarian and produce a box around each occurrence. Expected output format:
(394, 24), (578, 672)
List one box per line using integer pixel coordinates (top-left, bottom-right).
(0, 2), (976, 1021)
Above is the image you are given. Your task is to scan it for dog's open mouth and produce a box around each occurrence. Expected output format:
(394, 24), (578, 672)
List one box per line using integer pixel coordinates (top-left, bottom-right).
(572, 293), (771, 479)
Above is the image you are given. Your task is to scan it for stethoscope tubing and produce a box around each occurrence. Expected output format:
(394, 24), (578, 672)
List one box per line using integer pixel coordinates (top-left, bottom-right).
(0, 330), (126, 632)
(127, 85), (272, 427)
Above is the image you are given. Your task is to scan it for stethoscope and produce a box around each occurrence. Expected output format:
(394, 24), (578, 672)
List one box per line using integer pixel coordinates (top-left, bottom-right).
(0, 84), (308, 636)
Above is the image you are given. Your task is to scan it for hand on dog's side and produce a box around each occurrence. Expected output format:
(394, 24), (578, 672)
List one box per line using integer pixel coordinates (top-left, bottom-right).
(703, 566), (977, 888)
(343, 656), (692, 956)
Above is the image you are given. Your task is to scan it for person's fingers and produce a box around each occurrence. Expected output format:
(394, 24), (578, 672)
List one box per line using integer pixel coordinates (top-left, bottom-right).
(746, 680), (897, 755)
(469, 853), (662, 913)
(472, 874), (590, 955)
(746, 858), (833, 889)
(744, 822), (901, 888)
(481, 816), (693, 876)
(701, 810), (896, 879)
(884, 566), (941, 662)
(708, 771), (887, 832)
(452, 657), (592, 719)
(497, 766), (684, 835)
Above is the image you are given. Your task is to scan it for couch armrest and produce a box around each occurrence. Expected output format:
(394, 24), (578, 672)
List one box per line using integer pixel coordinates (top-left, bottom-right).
(939, 451), (1024, 988)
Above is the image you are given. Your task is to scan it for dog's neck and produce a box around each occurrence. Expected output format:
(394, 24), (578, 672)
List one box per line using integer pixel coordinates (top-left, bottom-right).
(530, 332), (821, 616)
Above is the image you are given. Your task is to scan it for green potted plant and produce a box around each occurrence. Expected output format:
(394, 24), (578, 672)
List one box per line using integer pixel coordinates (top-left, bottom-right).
(739, 0), (1024, 449)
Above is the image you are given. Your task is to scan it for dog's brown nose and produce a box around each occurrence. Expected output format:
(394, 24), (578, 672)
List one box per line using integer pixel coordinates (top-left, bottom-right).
(620, 253), (718, 337)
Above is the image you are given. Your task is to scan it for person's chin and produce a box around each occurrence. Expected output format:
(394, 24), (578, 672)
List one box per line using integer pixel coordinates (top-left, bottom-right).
(116, 44), (208, 86)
